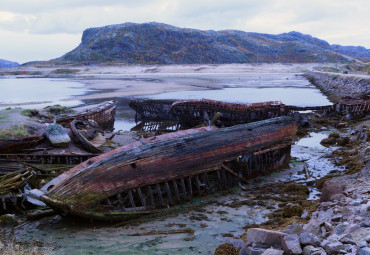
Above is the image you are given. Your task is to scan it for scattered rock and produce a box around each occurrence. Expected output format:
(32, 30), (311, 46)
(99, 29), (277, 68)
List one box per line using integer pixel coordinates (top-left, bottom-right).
(301, 210), (309, 219)
(239, 245), (266, 255)
(246, 228), (287, 248)
(302, 245), (317, 255)
(282, 234), (302, 255)
(324, 241), (345, 254)
(261, 248), (284, 255)
(349, 200), (362, 206)
(299, 232), (321, 247)
(359, 247), (370, 255)
(320, 181), (343, 202)
(358, 241), (368, 248)
(365, 235), (370, 243)
(339, 237), (356, 245)
(45, 123), (71, 148)
(285, 222), (305, 235)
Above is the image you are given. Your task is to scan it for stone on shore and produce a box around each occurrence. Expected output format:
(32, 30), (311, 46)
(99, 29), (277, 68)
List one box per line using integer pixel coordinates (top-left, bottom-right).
(246, 228), (287, 248)
(299, 232), (321, 247)
(281, 234), (302, 254)
(320, 181), (343, 202)
(261, 248), (284, 255)
(45, 123), (71, 148)
(359, 247), (370, 255)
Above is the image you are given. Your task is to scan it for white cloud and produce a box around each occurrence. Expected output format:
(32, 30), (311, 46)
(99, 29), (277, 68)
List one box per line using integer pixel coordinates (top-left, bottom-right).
(0, 0), (369, 63)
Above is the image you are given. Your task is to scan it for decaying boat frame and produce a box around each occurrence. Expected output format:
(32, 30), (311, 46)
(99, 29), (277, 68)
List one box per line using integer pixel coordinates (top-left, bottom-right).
(129, 98), (177, 122)
(0, 135), (44, 154)
(170, 99), (287, 127)
(56, 100), (117, 130)
(39, 116), (296, 221)
(0, 153), (97, 165)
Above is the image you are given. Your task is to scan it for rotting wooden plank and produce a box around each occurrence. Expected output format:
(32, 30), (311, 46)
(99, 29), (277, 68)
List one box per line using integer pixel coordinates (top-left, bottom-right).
(187, 176), (193, 197)
(137, 187), (146, 208)
(180, 178), (186, 200)
(147, 186), (154, 207)
(165, 182), (172, 205)
(156, 184), (164, 206)
(173, 180), (180, 202)
(128, 190), (136, 208)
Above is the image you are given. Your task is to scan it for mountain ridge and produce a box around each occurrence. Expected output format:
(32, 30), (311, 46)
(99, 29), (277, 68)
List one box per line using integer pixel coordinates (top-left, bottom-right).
(59, 22), (369, 64)
(0, 59), (20, 69)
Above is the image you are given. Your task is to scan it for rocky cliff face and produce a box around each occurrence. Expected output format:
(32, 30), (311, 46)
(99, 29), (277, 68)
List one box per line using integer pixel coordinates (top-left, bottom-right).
(60, 22), (368, 64)
(0, 59), (19, 68)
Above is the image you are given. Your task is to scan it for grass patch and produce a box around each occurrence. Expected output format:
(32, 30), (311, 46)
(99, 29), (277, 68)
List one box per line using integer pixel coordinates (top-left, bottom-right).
(44, 105), (73, 115)
(0, 125), (30, 140)
(21, 109), (39, 117)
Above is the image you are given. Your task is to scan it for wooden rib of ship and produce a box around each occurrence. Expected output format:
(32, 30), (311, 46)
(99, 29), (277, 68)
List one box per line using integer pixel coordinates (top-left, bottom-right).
(57, 100), (117, 131)
(38, 116), (296, 221)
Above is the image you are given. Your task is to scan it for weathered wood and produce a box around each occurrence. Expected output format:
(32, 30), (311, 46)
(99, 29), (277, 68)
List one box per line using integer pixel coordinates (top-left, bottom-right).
(156, 183), (164, 206)
(147, 186), (154, 207)
(128, 190), (136, 208)
(165, 182), (172, 205)
(137, 187), (146, 208)
(187, 176), (193, 197)
(180, 178), (186, 200)
(41, 116), (296, 219)
(173, 180), (180, 202)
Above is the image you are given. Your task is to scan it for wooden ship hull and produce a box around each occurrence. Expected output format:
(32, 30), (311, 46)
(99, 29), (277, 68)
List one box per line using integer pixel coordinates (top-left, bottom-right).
(0, 135), (44, 154)
(39, 116), (296, 221)
(70, 120), (105, 153)
(57, 100), (117, 131)
(170, 99), (287, 128)
(129, 98), (177, 122)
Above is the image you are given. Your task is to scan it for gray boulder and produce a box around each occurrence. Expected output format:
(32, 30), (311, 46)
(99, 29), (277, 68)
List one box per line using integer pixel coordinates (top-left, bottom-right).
(246, 228), (287, 248)
(324, 241), (345, 254)
(320, 181), (343, 202)
(45, 124), (71, 148)
(300, 232), (321, 247)
(359, 247), (370, 255)
(239, 245), (266, 255)
(302, 245), (317, 255)
(282, 234), (302, 254)
(261, 248), (284, 255)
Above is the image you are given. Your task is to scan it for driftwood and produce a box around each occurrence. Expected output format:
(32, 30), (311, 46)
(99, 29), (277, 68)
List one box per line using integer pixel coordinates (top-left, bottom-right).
(39, 116), (296, 220)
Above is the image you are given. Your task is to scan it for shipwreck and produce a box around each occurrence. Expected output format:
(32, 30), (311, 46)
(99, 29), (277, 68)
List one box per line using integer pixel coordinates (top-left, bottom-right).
(36, 116), (296, 221)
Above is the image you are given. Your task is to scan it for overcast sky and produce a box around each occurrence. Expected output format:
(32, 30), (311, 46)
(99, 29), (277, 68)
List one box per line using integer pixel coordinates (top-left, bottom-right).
(1, 0), (369, 64)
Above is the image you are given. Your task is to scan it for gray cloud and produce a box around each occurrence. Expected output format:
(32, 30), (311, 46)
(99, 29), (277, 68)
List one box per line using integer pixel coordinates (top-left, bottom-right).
(0, 0), (369, 63)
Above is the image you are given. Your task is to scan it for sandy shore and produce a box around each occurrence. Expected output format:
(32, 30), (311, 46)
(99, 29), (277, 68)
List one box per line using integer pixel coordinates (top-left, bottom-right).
(0, 63), (323, 104)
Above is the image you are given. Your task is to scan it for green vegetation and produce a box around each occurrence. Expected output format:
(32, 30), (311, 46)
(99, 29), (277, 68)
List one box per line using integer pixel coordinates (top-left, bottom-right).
(45, 105), (73, 115)
(0, 125), (30, 140)
(21, 109), (39, 117)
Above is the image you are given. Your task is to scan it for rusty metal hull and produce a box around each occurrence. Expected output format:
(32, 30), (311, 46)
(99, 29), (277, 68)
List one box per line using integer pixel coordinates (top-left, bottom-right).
(57, 100), (117, 131)
(40, 116), (296, 220)
(0, 135), (44, 154)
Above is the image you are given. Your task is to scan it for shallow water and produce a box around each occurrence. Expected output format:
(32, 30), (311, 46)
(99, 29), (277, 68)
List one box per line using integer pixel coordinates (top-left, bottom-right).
(0, 78), (86, 109)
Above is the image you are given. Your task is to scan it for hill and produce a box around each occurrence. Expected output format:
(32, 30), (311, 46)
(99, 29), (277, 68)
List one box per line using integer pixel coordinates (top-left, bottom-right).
(60, 22), (369, 64)
(0, 59), (19, 68)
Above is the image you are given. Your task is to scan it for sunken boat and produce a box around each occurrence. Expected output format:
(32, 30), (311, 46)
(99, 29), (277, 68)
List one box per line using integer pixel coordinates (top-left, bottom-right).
(57, 100), (117, 131)
(38, 116), (296, 221)
(129, 98), (177, 122)
(0, 135), (44, 154)
(70, 120), (105, 153)
(170, 99), (287, 128)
